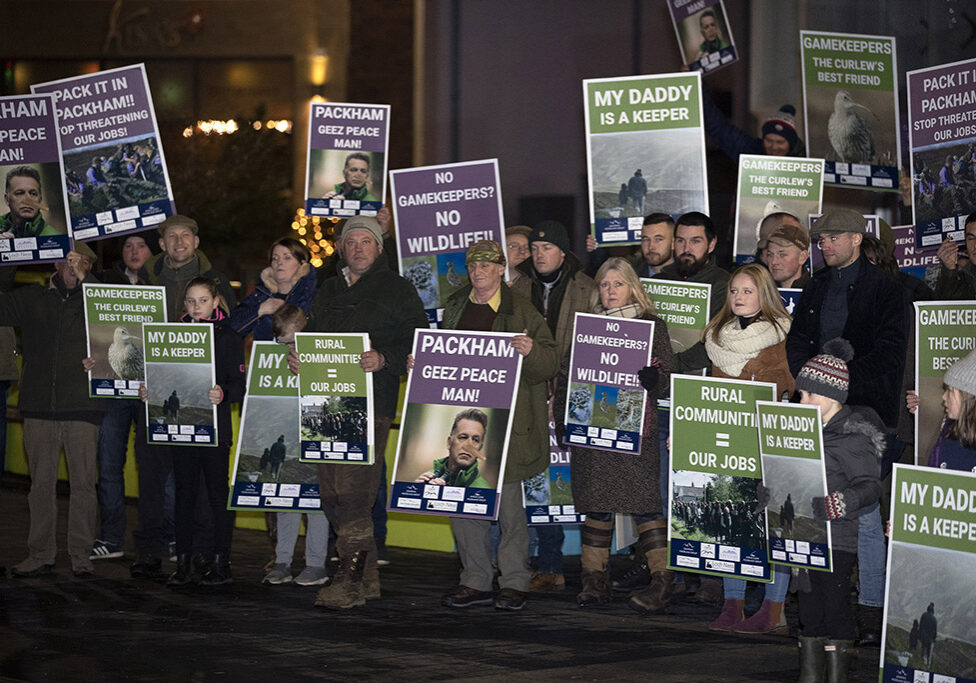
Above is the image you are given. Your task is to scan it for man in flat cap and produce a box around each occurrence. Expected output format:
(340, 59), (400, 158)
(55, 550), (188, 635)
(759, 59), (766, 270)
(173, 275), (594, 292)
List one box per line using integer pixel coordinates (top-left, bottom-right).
(439, 240), (558, 612)
(764, 224), (811, 289)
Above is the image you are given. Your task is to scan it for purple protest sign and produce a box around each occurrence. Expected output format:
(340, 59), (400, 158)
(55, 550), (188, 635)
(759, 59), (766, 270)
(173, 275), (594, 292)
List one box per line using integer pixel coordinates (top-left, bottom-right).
(32, 64), (174, 241)
(522, 422), (584, 526)
(907, 57), (976, 248)
(304, 102), (390, 218)
(0, 93), (72, 264)
(891, 224), (940, 280)
(389, 329), (523, 521)
(391, 159), (505, 326)
(564, 313), (655, 454)
(666, 0), (738, 74)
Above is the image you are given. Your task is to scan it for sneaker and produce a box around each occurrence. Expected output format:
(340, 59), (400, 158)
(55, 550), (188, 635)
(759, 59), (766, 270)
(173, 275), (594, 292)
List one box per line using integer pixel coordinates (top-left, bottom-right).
(90, 540), (123, 560)
(494, 587), (528, 611)
(376, 542), (390, 567)
(294, 566), (329, 586)
(529, 572), (565, 592)
(441, 585), (494, 608)
(262, 563), (293, 585)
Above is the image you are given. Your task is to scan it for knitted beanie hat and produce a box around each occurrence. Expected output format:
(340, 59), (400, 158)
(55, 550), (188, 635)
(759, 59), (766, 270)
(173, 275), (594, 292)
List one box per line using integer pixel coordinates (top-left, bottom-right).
(945, 348), (976, 396)
(761, 105), (799, 147)
(529, 220), (571, 255)
(796, 338), (854, 404)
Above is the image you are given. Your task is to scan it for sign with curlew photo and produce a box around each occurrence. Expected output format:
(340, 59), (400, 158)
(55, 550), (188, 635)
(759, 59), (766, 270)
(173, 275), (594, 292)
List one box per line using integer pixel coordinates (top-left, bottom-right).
(800, 31), (900, 192)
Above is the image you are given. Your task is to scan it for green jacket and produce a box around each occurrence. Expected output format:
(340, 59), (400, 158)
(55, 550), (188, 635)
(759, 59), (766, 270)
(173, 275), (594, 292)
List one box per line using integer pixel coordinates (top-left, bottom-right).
(0, 273), (105, 421)
(308, 251), (427, 418)
(442, 284), (559, 483)
(0, 211), (60, 238)
(145, 249), (237, 321)
(333, 182), (377, 202)
(430, 456), (490, 489)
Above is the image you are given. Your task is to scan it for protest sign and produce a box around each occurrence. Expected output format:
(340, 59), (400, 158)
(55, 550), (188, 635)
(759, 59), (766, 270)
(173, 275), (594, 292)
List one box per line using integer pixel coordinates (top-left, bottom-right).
(809, 213), (879, 271)
(523, 422), (583, 526)
(668, 375), (775, 581)
(778, 288), (802, 317)
(583, 72), (708, 246)
(0, 93), (72, 264)
(756, 401), (832, 572)
(83, 283), (166, 397)
(143, 322), (216, 446)
(391, 159), (504, 327)
(563, 313), (654, 454)
(229, 342), (321, 512)
(296, 332), (373, 464)
(32, 64), (174, 241)
(733, 155), (824, 263)
(389, 329), (523, 520)
(914, 302), (976, 466)
(800, 31), (900, 190)
(880, 465), (976, 683)
(891, 224), (939, 280)
(304, 102), (389, 218)
(907, 57), (976, 249)
(641, 279), (710, 355)
(666, 0), (738, 74)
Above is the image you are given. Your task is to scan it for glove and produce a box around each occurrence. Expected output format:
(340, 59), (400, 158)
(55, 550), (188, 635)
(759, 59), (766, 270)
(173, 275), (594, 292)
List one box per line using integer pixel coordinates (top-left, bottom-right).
(637, 365), (659, 392)
(812, 492), (846, 521)
(754, 483), (770, 514)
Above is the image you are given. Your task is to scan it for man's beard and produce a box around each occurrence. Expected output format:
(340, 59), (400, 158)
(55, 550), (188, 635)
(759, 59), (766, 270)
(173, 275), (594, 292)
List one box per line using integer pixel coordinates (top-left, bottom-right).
(676, 251), (708, 277)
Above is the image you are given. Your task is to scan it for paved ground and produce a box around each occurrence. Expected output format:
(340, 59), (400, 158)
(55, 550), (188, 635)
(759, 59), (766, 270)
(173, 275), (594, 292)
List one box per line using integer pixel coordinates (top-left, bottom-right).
(0, 477), (882, 682)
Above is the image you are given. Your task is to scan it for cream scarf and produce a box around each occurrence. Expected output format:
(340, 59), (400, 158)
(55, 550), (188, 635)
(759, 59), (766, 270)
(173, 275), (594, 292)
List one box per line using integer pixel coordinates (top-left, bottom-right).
(704, 316), (789, 377)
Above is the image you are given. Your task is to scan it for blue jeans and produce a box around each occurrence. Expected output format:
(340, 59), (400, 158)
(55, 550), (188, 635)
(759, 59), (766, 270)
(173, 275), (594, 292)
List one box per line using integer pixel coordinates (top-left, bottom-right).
(724, 564), (790, 602)
(857, 504), (885, 607)
(95, 399), (142, 545)
(535, 524), (565, 574)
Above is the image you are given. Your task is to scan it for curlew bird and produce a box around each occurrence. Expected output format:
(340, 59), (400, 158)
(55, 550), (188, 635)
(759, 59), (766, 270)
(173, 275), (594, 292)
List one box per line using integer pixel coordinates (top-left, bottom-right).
(107, 326), (144, 380)
(445, 261), (463, 288)
(828, 90), (876, 165)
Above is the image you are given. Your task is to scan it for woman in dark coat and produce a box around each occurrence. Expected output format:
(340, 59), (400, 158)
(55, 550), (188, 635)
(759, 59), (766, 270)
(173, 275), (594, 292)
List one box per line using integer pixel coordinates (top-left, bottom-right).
(554, 257), (675, 612)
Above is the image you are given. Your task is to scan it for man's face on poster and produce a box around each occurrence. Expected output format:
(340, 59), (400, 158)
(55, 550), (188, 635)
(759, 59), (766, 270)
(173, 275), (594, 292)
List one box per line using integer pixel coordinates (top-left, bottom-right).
(343, 158), (369, 190)
(700, 14), (719, 42)
(4, 175), (41, 222)
(446, 418), (485, 471)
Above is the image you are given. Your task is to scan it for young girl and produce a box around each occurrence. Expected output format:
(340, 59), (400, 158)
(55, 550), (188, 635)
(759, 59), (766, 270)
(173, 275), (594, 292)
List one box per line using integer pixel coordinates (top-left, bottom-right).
(907, 348), (976, 471)
(149, 276), (245, 586)
(795, 339), (883, 681)
(702, 264), (794, 634)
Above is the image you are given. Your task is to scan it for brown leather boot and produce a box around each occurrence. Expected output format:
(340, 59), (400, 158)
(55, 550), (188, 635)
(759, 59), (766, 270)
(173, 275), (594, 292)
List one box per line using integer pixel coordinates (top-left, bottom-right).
(628, 520), (673, 615)
(577, 571), (612, 607)
(576, 517), (613, 606)
(314, 549), (367, 609)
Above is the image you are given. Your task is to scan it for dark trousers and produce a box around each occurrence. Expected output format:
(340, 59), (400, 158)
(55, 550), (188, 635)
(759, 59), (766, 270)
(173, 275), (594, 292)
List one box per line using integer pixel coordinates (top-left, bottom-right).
(135, 439), (173, 556)
(798, 549), (857, 639)
(172, 445), (234, 557)
(95, 399), (145, 546)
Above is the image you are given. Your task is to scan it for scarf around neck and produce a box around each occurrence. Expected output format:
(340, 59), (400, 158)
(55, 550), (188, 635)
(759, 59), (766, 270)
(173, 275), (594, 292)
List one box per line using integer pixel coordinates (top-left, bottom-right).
(704, 316), (788, 377)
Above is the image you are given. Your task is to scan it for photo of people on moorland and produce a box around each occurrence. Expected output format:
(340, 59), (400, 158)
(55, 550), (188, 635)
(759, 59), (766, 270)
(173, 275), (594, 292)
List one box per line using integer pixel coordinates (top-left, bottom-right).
(671, 470), (766, 549)
(762, 454), (828, 545)
(883, 543), (976, 679)
(235, 396), (315, 485)
(62, 135), (168, 219)
(912, 141), (976, 226)
(300, 395), (367, 444)
(145, 362), (213, 426)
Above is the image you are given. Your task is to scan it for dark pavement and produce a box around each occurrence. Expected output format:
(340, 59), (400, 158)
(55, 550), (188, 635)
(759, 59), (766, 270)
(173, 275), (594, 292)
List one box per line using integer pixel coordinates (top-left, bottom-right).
(0, 478), (881, 682)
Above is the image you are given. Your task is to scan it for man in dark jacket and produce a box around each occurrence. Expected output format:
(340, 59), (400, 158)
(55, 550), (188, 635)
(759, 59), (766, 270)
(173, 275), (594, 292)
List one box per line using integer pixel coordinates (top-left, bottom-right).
(297, 215), (427, 609)
(2, 244), (106, 578)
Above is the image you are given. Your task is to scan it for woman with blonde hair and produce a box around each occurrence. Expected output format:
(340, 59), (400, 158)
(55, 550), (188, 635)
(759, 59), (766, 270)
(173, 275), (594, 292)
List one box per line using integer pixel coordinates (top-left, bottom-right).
(555, 257), (676, 613)
(703, 263), (794, 634)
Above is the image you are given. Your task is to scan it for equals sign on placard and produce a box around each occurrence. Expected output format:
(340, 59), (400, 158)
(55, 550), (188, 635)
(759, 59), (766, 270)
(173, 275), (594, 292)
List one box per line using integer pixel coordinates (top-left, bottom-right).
(326, 369), (338, 379)
(715, 433), (729, 448)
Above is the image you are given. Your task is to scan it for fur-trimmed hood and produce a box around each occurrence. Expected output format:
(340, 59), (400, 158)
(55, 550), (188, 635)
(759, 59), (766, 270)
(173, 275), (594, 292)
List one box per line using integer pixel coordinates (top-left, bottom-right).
(830, 406), (887, 461)
(259, 261), (311, 295)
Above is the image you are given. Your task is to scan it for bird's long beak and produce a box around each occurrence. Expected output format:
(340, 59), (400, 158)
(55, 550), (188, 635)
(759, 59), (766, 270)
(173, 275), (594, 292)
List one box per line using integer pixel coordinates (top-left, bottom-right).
(854, 102), (879, 120)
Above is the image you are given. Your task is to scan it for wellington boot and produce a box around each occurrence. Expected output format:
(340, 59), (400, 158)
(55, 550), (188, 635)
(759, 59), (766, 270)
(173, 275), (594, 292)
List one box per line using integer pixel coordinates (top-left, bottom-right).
(200, 554), (233, 586)
(576, 570), (612, 607)
(797, 635), (828, 683)
(733, 600), (787, 634)
(629, 570), (674, 615)
(167, 554), (192, 587)
(709, 598), (745, 631)
(314, 549), (367, 609)
(825, 639), (855, 683)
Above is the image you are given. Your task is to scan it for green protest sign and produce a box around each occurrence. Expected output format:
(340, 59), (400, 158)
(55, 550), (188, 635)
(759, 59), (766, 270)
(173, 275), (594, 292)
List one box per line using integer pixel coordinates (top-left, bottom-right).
(142, 322), (217, 446)
(914, 302), (976, 466)
(668, 375), (775, 581)
(640, 279), (710, 354)
(881, 465), (976, 682)
(83, 283), (167, 397)
(296, 332), (374, 464)
(756, 401), (832, 572)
